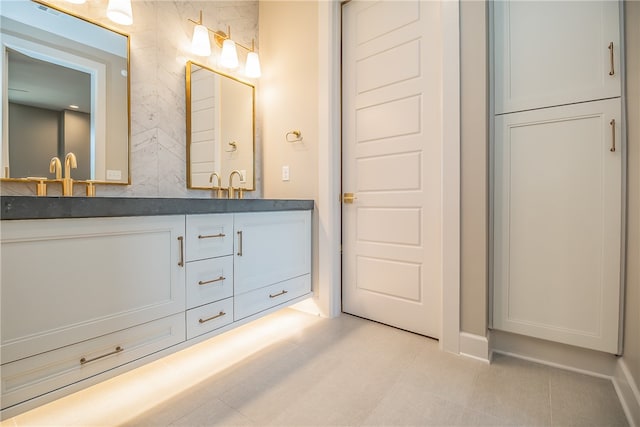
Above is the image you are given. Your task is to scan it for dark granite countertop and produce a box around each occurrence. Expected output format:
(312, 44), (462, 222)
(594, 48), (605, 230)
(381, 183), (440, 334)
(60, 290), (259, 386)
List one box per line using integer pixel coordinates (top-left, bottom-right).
(1, 196), (314, 220)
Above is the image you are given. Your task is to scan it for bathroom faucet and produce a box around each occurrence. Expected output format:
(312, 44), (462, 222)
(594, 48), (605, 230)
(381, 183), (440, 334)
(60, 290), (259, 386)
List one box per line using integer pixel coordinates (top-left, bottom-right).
(63, 152), (77, 196)
(49, 157), (62, 180)
(228, 170), (242, 199)
(209, 172), (224, 198)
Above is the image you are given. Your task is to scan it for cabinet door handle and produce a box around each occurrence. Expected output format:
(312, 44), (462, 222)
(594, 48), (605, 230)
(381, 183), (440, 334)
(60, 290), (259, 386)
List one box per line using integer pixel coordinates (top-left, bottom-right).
(610, 119), (616, 152)
(178, 236), (185, 267)
(237, 230), (243, 256)
(608, 42), (615, 76)
(198, 233), (225, 239)
(198, 276), (225, 285)
(80, 346), (123, 365)
(269, 290), (288, 299)
(199, 311), (226, 323)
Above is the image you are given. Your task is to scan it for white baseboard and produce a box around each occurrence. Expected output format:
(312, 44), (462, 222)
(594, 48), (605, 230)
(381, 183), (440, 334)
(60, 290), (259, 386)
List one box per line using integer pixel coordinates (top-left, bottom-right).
(459, 332), (490, 363)
(613, 358), (640, 427)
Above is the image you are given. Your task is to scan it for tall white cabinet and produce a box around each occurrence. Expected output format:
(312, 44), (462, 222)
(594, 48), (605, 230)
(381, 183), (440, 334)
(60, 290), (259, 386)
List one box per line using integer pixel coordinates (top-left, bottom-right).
(492, 1), (623, 353)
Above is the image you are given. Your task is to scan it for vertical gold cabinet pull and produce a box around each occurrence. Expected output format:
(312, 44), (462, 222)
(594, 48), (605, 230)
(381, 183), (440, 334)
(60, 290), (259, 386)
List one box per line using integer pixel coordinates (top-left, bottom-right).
(237, 230), (243, 256)
(199, 311), (226, 324)
(610, 119), (616, 152)
(608, 42), (615, 76)
(178, 236), (185, 267)
(80, 346), (123, 365)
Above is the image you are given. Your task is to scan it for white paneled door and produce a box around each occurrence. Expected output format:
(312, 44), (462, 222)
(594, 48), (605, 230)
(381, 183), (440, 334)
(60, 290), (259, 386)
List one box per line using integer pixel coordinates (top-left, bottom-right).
(341, 0), (441, 338)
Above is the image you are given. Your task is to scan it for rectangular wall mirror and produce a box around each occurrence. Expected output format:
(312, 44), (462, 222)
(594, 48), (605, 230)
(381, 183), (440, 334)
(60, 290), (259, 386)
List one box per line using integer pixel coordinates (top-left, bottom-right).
(186, 61), (255, 191)
(1, 0), (130, 184)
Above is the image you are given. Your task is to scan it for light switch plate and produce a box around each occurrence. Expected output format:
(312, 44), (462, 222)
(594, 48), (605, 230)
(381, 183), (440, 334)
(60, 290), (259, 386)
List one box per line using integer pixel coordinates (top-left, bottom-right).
(282, 165), (290, 181)
(106, 169), (122, 180)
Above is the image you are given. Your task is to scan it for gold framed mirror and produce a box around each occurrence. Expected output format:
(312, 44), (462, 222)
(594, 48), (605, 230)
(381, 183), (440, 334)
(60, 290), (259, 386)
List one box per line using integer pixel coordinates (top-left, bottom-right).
(1, 0), (130, 184)
(186, 61), (255, 191)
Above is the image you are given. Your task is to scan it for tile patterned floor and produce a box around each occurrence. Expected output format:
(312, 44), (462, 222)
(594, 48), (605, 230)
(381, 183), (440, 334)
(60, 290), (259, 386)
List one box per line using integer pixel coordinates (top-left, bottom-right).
(2, 309), (629, 426)
(125, 311), (628, 426)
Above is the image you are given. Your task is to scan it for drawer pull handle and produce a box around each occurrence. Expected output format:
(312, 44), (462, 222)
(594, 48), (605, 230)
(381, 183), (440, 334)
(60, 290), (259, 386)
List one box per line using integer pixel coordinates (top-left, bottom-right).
(237, 230), (243, 256)
(198, 233), (226, 239)
(199, 276), (225, 285)
(80, 346), (123, 365)
(199, 311), (226, 324)
(610, 119), (616, 152)
(608, 42), (615, 76)
(269, 290), (288, 299)
(178, 236), (184, 267)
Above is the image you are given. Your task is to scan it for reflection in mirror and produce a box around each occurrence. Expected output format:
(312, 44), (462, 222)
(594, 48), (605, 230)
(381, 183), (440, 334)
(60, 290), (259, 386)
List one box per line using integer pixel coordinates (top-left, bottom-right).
(186, 61), (255, 191)
(1, 0), (130, 184)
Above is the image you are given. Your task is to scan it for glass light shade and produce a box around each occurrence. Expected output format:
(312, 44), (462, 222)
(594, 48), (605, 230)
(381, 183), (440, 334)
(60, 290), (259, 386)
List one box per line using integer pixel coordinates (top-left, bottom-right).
(245, 51), (261, 78)
(107, 0), (133, 26)
(220, 39), (239, 69)
(191, 25), (211, 56)
(65, 0), (87, 4)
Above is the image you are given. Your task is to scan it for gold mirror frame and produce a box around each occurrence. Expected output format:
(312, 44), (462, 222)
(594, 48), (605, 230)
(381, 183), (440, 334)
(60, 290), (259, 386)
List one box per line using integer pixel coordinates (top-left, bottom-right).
(1, 0), (131, 185)
(186, 61), (255, 191)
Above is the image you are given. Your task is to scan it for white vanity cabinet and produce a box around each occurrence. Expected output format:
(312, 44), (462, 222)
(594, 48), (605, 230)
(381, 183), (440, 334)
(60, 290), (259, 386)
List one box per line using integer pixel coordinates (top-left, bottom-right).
(1, 215), (186, 410)
(0, 203), (313, 417)
(233, 210), (312, 320)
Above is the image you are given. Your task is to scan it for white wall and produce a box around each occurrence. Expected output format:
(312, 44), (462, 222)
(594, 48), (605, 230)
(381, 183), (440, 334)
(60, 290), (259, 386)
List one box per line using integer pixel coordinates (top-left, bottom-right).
(623, 0), (640, 404)
(0, 0), (260, 198)
(259, 0), (324, 313)
(460, 0), (488, 337)
(259, 1), (318, 200)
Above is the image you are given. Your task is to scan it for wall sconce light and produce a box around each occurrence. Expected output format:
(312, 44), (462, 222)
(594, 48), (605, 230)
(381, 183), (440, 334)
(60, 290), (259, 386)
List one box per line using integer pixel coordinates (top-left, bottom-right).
(188, 11), (261, 78)
(107, 0), (133, 25)
(64, 0), (133, 25)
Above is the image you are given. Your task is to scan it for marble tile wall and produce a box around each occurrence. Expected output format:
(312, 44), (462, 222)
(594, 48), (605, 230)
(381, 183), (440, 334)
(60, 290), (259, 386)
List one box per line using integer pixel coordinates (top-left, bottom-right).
(1, 0), (261, 198)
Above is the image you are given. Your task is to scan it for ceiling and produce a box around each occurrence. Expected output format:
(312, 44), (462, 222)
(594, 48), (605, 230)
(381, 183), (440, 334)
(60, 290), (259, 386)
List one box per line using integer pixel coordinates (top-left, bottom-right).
(7, 49), (91, 114)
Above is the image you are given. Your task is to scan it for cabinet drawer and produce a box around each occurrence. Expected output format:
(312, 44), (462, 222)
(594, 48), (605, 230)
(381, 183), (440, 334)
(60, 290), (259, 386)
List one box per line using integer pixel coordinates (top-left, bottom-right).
(186, 256), (233, 309)
(234, 275), (311, 321)
(186, 298), (234, 340)
(186, 214), (234, 261)
(1, 313), (185, 410)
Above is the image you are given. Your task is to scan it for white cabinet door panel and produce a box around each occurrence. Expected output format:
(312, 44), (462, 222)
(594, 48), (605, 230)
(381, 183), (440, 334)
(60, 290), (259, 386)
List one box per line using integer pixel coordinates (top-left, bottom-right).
(234, 211), (311, 294)
(493, 99), (621, 353)
(494, 1), (620, 114)
(1, 216), (186, 363)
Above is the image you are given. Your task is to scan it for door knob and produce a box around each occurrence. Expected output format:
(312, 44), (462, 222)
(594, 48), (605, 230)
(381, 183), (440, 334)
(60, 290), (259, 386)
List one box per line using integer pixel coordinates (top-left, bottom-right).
(342, 192), (357, 204)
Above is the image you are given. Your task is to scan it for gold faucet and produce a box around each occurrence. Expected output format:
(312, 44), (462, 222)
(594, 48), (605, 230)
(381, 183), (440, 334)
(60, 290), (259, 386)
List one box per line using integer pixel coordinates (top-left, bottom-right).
(49, 157), (62, 180)
(209, 172), (224, 198)
(62, 152), (77, 196)
(228, 170), (242, 199)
